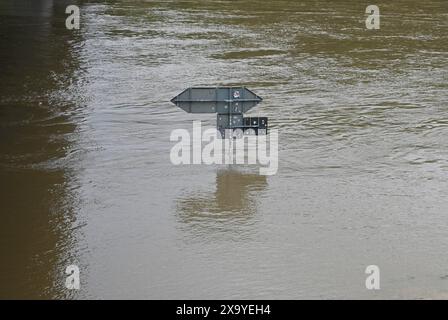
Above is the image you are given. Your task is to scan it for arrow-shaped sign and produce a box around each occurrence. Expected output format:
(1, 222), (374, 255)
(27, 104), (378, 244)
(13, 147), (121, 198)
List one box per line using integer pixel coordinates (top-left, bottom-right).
(170, 87), (262, 114)
(171, 86), (267, 137)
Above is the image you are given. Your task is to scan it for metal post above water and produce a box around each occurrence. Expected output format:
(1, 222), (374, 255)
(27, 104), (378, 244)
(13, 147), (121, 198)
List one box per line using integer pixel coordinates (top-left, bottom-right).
(171, 87), (268, 138)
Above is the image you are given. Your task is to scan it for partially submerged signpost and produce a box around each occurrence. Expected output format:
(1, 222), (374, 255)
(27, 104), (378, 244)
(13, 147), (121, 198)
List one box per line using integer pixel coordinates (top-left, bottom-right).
(171, 87), (267, 138)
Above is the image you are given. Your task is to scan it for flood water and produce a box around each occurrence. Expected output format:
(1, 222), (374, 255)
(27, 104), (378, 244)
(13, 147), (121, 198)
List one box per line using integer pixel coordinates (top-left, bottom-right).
(1, 0), (448, 299)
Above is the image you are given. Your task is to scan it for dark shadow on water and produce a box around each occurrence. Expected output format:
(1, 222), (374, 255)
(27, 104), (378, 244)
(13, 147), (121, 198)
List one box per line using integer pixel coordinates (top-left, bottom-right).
(0, 0), (83, 299)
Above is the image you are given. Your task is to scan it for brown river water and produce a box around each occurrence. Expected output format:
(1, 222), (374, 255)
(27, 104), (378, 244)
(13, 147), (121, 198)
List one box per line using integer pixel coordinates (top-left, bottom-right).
(1, 0), (447, 299)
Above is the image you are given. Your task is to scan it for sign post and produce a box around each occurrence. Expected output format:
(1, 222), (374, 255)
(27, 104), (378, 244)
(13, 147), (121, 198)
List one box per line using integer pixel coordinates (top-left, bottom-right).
(171, 87), (267, 138)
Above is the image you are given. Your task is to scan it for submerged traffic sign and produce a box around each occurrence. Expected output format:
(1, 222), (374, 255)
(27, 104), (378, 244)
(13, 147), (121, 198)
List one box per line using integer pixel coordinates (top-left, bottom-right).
(171, 87), (267, 137)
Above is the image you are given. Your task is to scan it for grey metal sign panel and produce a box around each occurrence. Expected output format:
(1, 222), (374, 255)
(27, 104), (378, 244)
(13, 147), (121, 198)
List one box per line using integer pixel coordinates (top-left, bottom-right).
(171, 87), (262, 114)
(217, 113), (244, 129)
